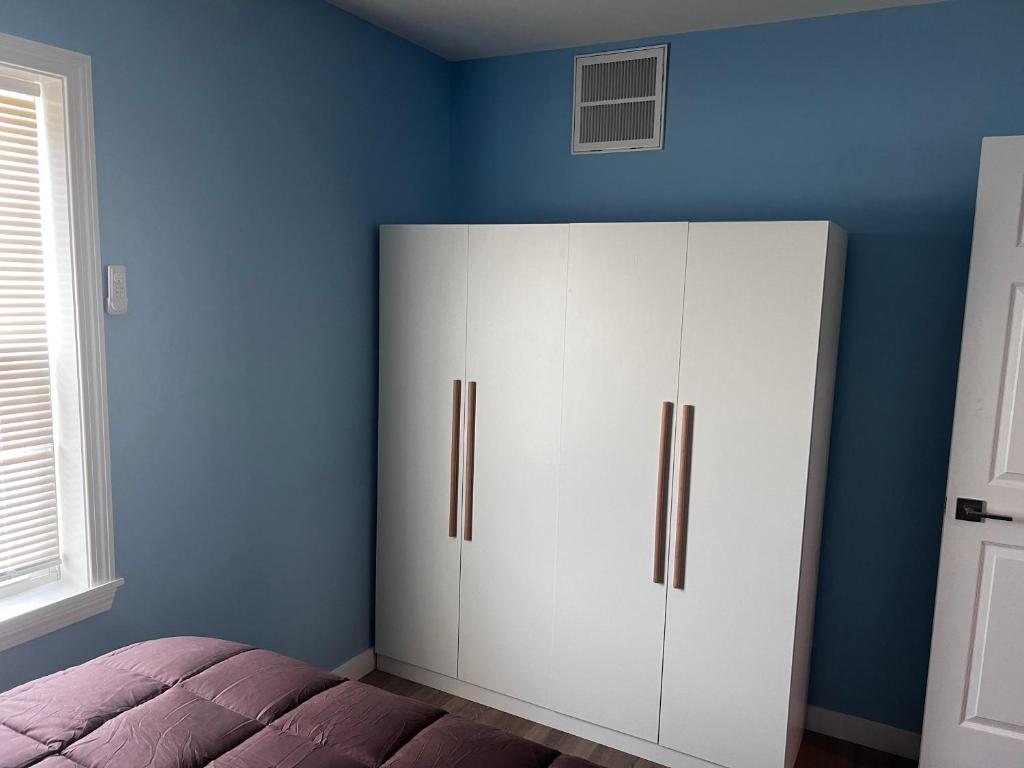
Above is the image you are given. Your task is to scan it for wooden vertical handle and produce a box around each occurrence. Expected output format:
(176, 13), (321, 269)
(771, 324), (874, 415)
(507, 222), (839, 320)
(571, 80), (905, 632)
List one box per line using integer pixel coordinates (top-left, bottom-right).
(653, 401), (674, 584)
(463, 381), (477, 541)
(672, 405), (695, 590)
(449, 380), (462, 538)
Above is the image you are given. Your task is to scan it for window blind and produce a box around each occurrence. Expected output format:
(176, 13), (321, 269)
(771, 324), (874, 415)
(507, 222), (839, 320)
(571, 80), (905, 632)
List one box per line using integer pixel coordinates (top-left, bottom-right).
(0, 81), (60, 585)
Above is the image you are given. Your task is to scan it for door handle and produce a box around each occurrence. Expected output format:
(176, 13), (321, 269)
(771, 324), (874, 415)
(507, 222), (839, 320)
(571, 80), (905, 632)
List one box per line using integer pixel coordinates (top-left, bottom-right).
(463, 381), (477, 541)
(672, 404), (695, 589)
(653, 402), (674, 584)
(955, 497), (1015, 523)
(449, 380), (462, 538)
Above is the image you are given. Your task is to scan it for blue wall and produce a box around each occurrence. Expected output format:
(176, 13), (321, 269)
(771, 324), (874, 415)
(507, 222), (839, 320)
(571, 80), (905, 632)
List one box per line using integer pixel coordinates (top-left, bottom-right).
(450, 0), (1024, 732)
(0, 0), (450, 691)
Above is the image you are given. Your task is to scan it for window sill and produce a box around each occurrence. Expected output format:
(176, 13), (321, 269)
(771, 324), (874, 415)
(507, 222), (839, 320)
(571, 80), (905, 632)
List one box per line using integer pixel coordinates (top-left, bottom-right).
(0, 577), (123, 653)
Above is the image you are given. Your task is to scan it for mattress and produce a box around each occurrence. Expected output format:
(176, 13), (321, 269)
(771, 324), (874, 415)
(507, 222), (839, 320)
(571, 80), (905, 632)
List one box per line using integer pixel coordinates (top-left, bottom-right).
(0, 637), (601, 768)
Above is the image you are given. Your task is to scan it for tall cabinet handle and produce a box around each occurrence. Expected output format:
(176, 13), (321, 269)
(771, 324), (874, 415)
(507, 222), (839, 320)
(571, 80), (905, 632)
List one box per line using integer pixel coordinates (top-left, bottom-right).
(653, 401), (674, 584)
(448, 380), (462, 538)
(463, 381), (477, 541)
(672, 405), (695, 590)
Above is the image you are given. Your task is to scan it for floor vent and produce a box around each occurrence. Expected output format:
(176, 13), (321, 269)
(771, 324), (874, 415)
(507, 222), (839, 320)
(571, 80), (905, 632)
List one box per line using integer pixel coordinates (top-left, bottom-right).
(572, 45), (667, 155)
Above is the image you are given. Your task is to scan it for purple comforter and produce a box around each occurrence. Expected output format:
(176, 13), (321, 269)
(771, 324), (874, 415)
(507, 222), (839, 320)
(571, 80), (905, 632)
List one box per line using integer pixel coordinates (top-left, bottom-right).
(0, 637), (600, 768)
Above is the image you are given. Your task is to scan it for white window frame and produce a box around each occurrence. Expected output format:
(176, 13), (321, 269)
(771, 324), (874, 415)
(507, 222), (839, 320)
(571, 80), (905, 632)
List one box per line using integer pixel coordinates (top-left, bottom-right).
(0, 32), (119, 651)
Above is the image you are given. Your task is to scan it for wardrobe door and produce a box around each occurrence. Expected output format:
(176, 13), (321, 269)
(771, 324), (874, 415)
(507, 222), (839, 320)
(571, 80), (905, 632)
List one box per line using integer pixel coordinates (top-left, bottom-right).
(549, 223), (688, 740)
(458, 224), (569, 706)
(376, 225), (468, 678)
(659, 223), (830, 768)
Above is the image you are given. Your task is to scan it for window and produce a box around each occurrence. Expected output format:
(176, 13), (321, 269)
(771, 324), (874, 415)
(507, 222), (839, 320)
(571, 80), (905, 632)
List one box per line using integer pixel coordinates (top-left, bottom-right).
(0, 32), (119, 651)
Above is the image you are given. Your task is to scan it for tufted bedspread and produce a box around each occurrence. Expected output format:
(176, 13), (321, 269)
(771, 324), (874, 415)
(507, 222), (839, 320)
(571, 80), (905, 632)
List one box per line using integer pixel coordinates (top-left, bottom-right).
(0, 637), (601, 768)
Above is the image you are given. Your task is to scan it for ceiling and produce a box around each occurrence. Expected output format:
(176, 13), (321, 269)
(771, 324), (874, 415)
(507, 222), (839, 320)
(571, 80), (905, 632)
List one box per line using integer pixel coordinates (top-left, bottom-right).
(327, 0), (947, 61)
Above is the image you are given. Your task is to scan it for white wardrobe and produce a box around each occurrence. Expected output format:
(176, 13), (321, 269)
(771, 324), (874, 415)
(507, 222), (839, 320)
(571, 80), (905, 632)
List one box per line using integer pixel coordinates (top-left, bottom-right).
(375, 221), (846, 768)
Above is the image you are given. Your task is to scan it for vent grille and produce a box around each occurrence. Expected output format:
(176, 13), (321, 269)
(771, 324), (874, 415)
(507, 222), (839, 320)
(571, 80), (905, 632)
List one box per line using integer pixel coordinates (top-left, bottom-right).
(572, 45), (667, 154)
(579, 101), (656, 143)
(580, 57), (658, 102)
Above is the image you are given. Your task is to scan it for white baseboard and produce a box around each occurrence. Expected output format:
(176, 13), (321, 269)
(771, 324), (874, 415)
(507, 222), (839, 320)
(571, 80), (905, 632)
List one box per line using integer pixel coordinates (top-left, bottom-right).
(805, 705), (920, 761)
(333, 647), (376, 681)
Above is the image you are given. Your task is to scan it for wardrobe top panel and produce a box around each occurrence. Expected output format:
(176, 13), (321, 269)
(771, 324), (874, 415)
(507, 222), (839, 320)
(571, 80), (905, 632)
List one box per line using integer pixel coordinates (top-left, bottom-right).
(380, 221), (845, 234)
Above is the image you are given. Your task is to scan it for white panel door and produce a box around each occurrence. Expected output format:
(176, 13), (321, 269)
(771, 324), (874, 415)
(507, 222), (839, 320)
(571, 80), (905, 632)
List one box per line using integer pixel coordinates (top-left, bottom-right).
(458, 224), (569, 707)
(660, 223), (829, 768)
(376, 225), (467, 678)
(549, 223), (688, 740)
(921, 137), (1024, 768)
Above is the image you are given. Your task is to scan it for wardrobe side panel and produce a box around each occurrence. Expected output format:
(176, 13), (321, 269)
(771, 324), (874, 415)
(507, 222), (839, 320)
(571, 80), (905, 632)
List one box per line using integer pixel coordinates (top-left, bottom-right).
(784, 225), (846, 768)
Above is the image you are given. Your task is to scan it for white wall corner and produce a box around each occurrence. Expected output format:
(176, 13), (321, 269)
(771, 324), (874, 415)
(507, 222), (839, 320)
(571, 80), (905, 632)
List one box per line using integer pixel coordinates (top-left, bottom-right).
(805, 705), (921, 761)
(334, 647), (376, 681)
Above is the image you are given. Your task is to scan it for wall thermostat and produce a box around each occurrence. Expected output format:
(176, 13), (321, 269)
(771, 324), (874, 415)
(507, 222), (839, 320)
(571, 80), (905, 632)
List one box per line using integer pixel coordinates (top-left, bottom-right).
(106, 265), (127, 315)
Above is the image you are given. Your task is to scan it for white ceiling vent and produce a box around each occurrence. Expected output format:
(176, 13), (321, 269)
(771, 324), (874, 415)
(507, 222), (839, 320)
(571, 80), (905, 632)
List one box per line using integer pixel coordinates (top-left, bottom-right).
(572, 45), (667, 155)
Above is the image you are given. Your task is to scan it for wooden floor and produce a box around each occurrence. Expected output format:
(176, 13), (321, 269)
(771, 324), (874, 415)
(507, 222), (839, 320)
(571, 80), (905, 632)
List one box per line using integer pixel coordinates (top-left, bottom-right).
(363, 671), (916, 768)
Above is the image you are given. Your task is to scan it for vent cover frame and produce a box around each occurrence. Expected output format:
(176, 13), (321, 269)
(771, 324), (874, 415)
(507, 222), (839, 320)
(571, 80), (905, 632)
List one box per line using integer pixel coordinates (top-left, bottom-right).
(572, 44), (668, 155)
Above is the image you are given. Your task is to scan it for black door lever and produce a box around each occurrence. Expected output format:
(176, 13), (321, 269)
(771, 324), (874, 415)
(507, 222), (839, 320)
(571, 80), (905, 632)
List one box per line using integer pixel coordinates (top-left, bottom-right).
(955, 497), (1014, 523)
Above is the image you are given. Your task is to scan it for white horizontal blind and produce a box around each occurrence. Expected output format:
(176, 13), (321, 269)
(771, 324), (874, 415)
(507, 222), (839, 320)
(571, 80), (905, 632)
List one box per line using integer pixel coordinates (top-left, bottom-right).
(0, 81), (60, 584)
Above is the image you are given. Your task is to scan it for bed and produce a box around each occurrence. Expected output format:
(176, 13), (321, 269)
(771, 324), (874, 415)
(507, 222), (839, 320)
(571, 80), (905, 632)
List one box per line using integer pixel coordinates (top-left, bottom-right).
(0, 637), (601, 768)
